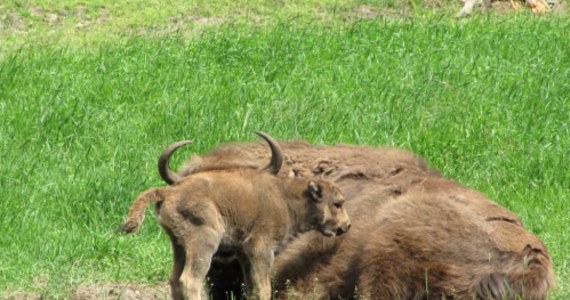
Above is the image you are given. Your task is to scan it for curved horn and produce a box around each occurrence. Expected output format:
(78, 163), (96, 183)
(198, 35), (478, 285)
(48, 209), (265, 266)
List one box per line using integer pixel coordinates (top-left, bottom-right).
(158, 140), (192, 185)
(254, 131), (283, 175)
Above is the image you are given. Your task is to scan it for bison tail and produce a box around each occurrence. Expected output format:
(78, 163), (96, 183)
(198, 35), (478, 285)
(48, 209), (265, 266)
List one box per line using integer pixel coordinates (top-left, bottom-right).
(118, 188), (164, 234)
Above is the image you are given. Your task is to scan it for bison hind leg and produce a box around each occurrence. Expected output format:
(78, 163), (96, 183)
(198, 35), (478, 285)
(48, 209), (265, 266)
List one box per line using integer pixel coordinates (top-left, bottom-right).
(178, 231), (222, 299)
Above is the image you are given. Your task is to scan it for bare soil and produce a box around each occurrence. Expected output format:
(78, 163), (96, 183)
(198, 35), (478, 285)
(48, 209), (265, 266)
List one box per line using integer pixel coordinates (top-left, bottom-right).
(4, 283), (170, 300)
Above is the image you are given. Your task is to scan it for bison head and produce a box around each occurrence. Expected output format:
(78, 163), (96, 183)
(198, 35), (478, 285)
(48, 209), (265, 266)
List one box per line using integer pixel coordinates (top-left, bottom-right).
(306, 180), (351, 237)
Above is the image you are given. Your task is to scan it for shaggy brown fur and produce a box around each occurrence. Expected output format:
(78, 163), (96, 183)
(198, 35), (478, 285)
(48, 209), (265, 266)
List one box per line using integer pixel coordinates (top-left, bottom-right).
(120, 133), (350, 300)
(158, 137), (554, 300)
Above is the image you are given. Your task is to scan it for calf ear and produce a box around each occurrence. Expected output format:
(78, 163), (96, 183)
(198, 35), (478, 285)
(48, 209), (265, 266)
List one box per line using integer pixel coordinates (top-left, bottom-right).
(308, 180), (322, 201)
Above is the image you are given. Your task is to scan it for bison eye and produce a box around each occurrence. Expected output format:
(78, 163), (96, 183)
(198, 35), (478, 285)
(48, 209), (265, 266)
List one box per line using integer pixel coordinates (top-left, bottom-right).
(334, 202), (343, 209)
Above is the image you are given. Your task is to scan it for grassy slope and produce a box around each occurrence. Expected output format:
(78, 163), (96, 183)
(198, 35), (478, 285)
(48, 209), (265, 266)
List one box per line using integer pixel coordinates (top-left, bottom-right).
(0, 0), (468, 56)
(1, 1), (569, 299)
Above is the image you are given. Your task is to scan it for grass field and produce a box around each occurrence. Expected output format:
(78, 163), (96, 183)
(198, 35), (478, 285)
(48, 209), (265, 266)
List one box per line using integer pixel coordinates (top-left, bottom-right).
(1, 1), (569, 299)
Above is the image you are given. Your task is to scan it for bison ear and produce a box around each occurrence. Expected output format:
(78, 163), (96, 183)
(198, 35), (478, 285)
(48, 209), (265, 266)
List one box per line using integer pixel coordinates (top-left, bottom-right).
(308, 180), (322, 201)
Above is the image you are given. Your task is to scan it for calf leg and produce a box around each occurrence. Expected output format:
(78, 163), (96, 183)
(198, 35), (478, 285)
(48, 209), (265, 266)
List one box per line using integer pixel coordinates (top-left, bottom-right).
(243, 242), (274, 300)
(179, 227), (221, 299)
(162, 227), (185, 300)
(250, 259), (272, 300)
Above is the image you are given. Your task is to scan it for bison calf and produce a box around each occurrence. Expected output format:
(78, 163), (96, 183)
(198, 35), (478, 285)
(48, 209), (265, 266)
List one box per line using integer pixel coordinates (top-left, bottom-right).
(119, 132), (351, 300)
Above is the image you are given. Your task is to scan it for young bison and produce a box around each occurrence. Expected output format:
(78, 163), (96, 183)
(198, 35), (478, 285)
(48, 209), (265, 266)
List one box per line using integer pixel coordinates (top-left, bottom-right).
(119, 132), (351, 300)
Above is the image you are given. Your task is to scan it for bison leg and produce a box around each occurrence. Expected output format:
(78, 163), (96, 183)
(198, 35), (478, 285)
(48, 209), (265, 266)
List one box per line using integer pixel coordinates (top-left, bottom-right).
(242, 241), (274, 300)
(179, 245), (218, 299)
(162, 226), (186, 300)
(176, 226), (222, 300)
(250, 259), (272, 300)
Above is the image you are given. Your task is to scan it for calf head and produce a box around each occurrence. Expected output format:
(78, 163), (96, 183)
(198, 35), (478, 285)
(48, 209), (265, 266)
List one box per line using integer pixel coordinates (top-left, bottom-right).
(306, 180), (351, 237)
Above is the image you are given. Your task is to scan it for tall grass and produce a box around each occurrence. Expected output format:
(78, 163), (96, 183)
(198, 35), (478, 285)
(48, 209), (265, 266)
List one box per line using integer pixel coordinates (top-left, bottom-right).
(1, 15), (568, 298)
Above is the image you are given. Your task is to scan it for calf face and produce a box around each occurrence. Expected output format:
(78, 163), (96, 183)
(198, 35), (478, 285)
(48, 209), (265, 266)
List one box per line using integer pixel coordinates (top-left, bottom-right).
(307, 180), (351, 237)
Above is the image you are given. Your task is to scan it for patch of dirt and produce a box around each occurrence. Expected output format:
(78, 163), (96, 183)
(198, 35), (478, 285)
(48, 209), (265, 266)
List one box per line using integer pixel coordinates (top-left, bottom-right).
(75, 6), (110, 30)
(133, 14), (233, 36)
(0, 12), (26, 32)
(492, 0), (518, 13)
(1, 5), (111, 33)
(352, 5), (380, 19)
(547, 0), (568, 12)
(490, 0), (567, 13)
(71, 283), (169, 300)
(345, 4), (410, 20)
(3, 283), (169, 300)
(470, 0), (567, 15)
(187, 15), (227, 26)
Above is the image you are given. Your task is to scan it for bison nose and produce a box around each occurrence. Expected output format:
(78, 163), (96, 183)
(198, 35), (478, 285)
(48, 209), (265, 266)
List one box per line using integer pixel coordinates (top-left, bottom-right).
(336, 224), (351, 236)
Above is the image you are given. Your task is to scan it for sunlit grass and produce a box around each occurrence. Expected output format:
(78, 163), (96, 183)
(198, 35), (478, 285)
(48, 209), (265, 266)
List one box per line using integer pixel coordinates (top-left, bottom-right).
(0, 0), (529, 57)
(0, 5), (568, 299)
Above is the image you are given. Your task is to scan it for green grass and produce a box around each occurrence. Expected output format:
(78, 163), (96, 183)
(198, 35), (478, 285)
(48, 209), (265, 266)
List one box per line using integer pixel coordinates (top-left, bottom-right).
(1, 1), (569, 299)
(0, 0), (481, 57)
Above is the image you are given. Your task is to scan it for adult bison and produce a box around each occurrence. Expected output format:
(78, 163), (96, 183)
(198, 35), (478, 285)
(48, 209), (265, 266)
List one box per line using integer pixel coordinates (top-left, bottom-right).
(158, 138), (554, 299)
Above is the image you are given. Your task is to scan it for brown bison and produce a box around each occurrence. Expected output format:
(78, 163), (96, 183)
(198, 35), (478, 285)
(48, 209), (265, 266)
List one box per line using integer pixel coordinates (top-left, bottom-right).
(120, 132), (350, 300)
(157, 137), (554, 299)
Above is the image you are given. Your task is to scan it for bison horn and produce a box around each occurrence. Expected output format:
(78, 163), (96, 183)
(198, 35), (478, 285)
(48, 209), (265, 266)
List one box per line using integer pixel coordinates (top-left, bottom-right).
(158, 140), (192, 185)
(255, 131), (283, 175)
